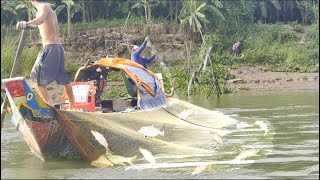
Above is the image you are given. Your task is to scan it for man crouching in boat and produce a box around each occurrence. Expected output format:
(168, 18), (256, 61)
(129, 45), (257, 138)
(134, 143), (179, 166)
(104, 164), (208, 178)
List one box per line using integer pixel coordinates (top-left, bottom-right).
(17, 0), (75, 110)
(131, 37), (156, 69)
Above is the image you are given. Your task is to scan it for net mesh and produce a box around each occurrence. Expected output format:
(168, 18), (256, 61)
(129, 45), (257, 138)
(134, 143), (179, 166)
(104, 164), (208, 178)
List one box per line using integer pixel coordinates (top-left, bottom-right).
(56, 97), (238, 162)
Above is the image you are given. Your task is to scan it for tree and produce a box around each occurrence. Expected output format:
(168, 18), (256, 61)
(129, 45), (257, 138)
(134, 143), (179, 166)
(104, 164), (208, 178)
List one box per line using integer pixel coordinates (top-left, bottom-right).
(131, 0), (154, 23)
(254, 0), (281, 23)
(1, 1), (18, 25)
(55, 0), (85, 37)
(179, 0), (209, 40)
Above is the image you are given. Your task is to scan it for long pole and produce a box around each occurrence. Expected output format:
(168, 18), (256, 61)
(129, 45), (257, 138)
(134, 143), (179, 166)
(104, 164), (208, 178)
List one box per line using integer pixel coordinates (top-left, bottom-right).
(1, 24), (36, 130)
(148, 39), (181, 99)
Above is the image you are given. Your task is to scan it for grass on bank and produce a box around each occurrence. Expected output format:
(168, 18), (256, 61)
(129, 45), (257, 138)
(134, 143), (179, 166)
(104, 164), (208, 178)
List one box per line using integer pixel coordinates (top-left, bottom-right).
(1, 20), (318, 96)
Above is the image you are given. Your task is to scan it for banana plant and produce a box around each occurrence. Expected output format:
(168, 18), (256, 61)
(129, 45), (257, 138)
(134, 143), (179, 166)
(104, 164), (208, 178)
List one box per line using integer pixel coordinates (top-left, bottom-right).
(1, 1), (18, 25)
(55, 0), (85, 37)
(255, 0), (281, 23)
(131, 0), (152, 22)
(179, 0), (209, 40)
(15, 0), (36, 21)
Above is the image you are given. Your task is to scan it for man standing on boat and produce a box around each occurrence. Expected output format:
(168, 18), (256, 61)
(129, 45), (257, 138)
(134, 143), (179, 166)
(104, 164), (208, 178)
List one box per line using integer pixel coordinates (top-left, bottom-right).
(17, 0), (75, 110)
(131, 37), (156, 69)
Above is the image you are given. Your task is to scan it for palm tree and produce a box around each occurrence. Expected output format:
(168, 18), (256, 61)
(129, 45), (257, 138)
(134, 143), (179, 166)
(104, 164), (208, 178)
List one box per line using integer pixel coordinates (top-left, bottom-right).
(255, 0), (281, 23)
(131, 0), (150, 22)
(14, 0), (36, 21)
(1, 1), (18, 25)
(179, 0), (209, 40)
(55, 0), (85, 37)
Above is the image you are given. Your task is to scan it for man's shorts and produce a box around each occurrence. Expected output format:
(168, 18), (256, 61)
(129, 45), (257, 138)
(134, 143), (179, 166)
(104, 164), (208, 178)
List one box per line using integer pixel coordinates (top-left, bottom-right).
(30, 44), (70, 86)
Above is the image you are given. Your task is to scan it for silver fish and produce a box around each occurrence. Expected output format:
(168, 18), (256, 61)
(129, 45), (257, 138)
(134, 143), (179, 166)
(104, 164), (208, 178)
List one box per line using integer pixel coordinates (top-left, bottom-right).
(254, 121), (268, 136)
(233, 149), (260, 162)
(138, 125), (164, 138)
(236, 122), (253, 129)
(91, 153), (137, 167)
(91, 130), (111, 153)
(210, 131), (224, 145)
(139, 147), (156, 164)
(191, 164), (212, 175)
(177, 109), (193, 119)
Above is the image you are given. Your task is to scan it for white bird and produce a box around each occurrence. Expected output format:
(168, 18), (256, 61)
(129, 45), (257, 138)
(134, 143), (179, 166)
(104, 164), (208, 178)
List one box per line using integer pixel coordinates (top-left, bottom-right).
(91, 130), (110, 153)
(139, 147), (156, 164)
(254, 121), (268, 136)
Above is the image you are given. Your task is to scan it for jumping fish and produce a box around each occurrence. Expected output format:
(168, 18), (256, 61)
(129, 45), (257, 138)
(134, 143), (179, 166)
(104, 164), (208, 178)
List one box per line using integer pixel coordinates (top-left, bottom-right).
(91, 154), (114, 168)
(236, 122), (253, 129)
(139, 147), (156, 164)
(91, 130), (110, 153)
(254, 121), (268, 136)
(210, 131), (224, 145)
(91, 154), (137, 168)
(233, 149), (260, 162)
(191, 164), (212, 175)
(138, 125), (164, 138)
(177, 109), (193, 119)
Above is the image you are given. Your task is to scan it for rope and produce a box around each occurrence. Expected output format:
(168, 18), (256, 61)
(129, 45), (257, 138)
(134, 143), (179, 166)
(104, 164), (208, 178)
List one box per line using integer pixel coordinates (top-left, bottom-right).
(160, 107), (220, 130)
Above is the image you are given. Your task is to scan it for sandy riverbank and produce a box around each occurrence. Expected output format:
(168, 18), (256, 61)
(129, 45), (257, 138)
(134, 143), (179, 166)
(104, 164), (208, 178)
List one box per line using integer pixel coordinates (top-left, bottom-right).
(226, 66), (319, 92)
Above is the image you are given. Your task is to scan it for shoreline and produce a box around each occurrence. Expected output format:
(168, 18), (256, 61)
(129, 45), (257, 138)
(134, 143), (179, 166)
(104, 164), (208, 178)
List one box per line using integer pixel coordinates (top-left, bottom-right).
(17, 67), (318, 105)
(226, 66), (319, 93)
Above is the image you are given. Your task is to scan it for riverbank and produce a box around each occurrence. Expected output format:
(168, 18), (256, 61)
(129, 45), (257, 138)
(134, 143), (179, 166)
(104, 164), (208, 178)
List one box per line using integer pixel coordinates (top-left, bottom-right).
(34, 66), (317, 105)
(226, 66), (319, 92)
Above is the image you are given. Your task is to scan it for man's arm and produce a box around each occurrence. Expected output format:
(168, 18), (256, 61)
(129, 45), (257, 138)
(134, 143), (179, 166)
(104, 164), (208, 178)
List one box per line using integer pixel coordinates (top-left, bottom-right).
(144, 55), (156, 64)
(18, 5), (48, 28)
(133, 39), (148, 56)
(28, 6), (48, 25)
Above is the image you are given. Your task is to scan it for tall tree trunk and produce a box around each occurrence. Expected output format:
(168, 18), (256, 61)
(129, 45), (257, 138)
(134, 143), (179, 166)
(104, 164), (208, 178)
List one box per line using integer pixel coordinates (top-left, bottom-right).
(169, 1), (173, 22)
(283, 0), (287, 24)
(67, 5), (71, 37)
(147, 5), (152, 22)
(82, 0), (86, 22)
(175, 1), (180, 23)
(90, 3), (94, 21)
(314, 0), (319, 24)
(144, 5), (148, 22)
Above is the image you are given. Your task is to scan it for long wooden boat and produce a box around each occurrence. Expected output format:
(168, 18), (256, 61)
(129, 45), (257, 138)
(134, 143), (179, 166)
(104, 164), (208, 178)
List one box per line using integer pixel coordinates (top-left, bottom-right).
(1, 58), (238, 163)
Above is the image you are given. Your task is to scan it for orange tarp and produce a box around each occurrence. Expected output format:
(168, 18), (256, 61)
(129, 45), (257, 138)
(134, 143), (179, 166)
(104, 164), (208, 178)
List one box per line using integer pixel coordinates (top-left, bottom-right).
(74, 58), (163, 97)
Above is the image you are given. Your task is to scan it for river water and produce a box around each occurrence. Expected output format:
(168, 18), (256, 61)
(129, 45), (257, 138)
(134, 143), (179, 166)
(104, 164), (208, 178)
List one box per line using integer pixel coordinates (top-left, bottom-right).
(1, 90), (319, 179)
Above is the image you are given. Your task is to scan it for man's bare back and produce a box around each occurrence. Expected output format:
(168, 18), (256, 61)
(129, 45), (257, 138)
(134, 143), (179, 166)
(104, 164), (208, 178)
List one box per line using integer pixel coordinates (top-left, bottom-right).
(18, 1), (61, 45)
(37, 4), (61, 45)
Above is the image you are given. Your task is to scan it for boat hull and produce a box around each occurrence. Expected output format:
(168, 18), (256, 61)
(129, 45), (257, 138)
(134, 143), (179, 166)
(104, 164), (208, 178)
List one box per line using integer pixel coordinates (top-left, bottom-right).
(2, 77), (238, 162)
(2, 77), (81, 160)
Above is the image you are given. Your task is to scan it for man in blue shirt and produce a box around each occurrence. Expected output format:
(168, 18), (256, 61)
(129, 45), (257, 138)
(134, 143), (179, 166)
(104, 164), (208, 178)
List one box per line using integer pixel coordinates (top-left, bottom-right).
(131, 37), (156, 69)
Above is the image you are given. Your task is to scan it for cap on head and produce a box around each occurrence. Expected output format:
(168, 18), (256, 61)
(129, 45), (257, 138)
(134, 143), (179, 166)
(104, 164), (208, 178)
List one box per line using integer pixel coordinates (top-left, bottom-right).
(132, 45), (139, 51)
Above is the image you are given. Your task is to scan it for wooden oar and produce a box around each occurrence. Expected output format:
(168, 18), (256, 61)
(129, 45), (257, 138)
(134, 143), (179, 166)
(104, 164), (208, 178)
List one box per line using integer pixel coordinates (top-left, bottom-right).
(1, 24), (37, 130)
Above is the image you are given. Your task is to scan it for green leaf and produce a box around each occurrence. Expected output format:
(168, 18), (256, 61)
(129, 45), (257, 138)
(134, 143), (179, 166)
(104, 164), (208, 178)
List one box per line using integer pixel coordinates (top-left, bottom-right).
(55, 5), (66, 16)
(195, 12), (205, 18)
(196, 2), (207, 12)
(15, 4), (27, 10)
(212, 0), (223, 8)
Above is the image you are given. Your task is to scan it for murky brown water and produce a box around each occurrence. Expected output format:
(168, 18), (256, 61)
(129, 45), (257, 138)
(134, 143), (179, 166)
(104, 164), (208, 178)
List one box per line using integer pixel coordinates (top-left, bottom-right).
(1, 90), (319, 179)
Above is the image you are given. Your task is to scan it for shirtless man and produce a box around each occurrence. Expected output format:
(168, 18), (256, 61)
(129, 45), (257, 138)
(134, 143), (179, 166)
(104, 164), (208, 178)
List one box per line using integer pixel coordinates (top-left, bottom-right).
(232, 41), (241, 56)
(17, 0), (75, 110)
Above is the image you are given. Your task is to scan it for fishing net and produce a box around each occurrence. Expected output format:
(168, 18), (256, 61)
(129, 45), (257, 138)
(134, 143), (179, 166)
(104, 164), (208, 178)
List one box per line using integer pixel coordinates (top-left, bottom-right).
(56, 97), (238, 163)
